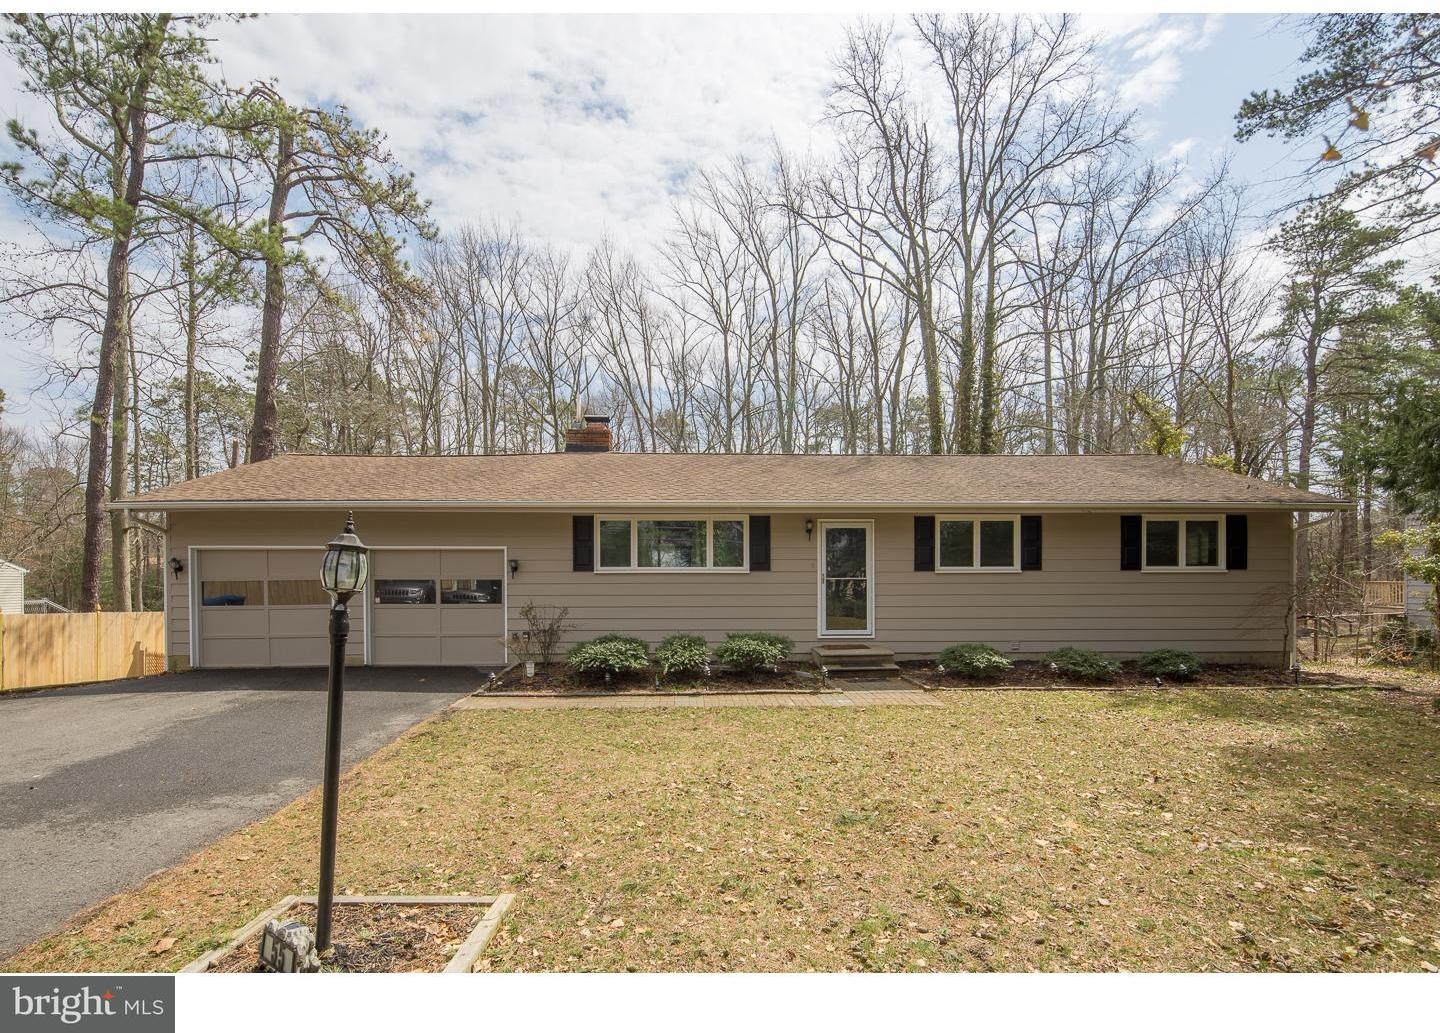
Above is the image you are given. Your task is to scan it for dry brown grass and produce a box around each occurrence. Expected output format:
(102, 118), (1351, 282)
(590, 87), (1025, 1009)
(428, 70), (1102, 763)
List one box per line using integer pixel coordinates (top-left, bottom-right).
(6, 685), (1439, 973)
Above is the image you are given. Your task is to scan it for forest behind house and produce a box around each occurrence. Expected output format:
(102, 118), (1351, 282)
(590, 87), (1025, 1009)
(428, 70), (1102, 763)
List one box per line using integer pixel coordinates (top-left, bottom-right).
(0, 13), (1437, 646)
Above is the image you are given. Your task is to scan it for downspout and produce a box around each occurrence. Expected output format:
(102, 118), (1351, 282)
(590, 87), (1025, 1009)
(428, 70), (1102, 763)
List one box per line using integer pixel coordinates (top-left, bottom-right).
(1289, 516), (1298, 668)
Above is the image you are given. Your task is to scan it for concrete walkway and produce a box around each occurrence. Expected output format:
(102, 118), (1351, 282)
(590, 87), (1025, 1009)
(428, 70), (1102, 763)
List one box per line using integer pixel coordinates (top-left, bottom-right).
(454, 683), (940, 711)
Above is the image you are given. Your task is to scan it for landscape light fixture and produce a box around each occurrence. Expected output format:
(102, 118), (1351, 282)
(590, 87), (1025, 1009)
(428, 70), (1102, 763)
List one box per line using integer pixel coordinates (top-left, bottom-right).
(316, 512), (369, 952)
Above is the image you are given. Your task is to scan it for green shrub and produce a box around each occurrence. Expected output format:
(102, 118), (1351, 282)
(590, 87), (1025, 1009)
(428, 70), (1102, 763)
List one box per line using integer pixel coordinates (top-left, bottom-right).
(587, 633), (650, 650)
(566, 635), (650, 680)
(715, 632), (792, 673)
(1043, 647), (1120, 682)
(936, 643), (1013, 679)
(656, 634), (711, 677)
(1137, 648), (1203, 680)
(732, 631), (794, 654)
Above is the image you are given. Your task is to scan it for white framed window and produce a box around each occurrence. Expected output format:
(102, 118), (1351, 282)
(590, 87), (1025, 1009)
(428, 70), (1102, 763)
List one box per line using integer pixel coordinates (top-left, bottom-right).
(936, 515), (1020, 572)
(1142, 515), (1225, 571)
(596, 515), (749, 572)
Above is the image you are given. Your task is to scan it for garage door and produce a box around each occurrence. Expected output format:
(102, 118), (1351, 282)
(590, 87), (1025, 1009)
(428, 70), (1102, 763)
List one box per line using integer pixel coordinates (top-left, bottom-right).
(196, 549), (356, 667)
(370, 549), (506, 666)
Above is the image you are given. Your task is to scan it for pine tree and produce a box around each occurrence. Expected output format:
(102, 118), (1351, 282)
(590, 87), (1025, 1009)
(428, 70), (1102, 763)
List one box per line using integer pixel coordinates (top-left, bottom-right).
(3, 14), (223, 610)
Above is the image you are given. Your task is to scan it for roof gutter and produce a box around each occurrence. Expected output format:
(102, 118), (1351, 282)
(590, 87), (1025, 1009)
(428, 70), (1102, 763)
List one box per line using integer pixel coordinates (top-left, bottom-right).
(111, 498), (1353, 514)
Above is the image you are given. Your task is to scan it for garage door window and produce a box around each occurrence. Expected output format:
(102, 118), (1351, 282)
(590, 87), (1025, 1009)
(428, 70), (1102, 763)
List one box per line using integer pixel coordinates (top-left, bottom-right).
(267, 579), (330, 606)
(202, 580), (264, 606)
(375, 579), (436, 605)
(441, 578), (502, 604)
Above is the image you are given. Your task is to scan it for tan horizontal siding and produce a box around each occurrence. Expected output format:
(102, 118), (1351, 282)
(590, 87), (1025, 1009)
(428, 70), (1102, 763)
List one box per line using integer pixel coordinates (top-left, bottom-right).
(167, 507), (1293, 665)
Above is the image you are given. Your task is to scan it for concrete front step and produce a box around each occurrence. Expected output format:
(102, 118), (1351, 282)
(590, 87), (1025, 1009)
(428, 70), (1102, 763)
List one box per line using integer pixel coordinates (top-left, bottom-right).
(824, 664), (902, 678)
(823, 665), (898, 680)
(811, 642), (896, 671)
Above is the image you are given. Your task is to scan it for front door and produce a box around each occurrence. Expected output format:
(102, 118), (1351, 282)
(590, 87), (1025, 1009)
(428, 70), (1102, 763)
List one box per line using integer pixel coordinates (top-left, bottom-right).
(819, 521), (873, 637)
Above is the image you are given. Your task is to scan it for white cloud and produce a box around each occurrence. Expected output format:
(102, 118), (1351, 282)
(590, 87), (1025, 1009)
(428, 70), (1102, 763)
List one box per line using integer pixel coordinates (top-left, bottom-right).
(1105, 14), (1222, 110)
(210, 14), (848, 253)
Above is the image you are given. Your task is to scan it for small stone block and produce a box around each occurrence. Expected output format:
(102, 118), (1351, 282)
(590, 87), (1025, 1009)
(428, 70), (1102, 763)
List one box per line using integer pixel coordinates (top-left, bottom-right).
(259, 918), (320, 972)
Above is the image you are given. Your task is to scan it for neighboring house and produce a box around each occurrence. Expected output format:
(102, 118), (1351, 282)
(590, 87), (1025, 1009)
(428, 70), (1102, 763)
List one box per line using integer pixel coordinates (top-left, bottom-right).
(0, 559), (27, 615)
(1403, 516), (1436, 633)
(113, 415), (1347, 671)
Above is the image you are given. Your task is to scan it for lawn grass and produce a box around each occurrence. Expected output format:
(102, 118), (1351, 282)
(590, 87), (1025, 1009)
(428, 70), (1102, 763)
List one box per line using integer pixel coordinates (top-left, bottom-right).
(6, 684), (1439, 972)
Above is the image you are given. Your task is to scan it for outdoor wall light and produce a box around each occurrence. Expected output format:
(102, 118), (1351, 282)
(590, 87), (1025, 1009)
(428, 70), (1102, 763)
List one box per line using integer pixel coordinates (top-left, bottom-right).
(509, 558), (519, 577)
(169, 556), (184, 580)
(805, 519), (814, 540)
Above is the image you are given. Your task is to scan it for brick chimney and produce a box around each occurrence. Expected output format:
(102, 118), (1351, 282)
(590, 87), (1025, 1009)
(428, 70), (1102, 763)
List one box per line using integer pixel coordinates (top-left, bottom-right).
(563, 413), (612, 453)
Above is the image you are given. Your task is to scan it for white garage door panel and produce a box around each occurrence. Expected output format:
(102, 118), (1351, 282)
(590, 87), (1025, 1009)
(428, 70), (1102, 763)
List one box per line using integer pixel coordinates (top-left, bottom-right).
(203, 608), (269, 638)
(373, 607), (434, 636)
(441, 550), (503, 578)
(369, 548), (505, 667)
(439, 606), (502, 636)
(373, 550), (440, 578)
(267, 549), (324, 578)
(203, 638), (272, 667)
(371, 636), (440, 665)
(270, 637), (330, 666)
(200, 551), (268, 579)
(267, 607), (350, 637)
(441, 637), (499, 665)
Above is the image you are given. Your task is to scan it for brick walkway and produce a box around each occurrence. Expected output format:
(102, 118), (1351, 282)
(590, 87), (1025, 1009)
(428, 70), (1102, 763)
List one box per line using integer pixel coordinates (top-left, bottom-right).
(452, 683), (939, 711)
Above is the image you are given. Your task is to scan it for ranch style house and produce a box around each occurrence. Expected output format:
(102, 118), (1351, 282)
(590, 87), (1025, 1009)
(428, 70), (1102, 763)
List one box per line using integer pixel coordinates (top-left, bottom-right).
(114, 415), (1347, 671)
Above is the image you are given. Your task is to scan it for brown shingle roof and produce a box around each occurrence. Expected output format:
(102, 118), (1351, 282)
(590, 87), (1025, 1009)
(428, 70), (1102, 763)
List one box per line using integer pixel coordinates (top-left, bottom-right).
(115, 452), (1347, 511)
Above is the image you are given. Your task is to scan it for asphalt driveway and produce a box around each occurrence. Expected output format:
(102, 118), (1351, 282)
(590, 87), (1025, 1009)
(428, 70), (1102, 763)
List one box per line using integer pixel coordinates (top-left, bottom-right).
(0, 667), (479, 959)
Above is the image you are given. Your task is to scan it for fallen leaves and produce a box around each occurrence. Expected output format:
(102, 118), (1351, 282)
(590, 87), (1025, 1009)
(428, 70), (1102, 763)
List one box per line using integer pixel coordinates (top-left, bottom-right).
(8, 686), (1440, 974)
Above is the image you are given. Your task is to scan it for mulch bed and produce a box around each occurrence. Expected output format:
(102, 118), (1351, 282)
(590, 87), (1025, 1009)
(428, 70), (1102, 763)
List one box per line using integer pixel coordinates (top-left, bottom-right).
(208, 902), (479, 973)
(902, 660), (1392, 690)
(485, 661), (821, 695)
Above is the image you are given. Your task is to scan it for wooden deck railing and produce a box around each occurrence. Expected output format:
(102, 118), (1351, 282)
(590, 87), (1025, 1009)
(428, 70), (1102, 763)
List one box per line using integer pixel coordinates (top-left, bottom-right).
(0, 611), (165, 691)
(1363, 580), (1405, 612)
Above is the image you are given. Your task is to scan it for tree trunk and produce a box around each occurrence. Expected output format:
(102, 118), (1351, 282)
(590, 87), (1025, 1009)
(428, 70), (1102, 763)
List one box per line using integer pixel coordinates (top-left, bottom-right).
(977, 240), (999, 453)
(248, 124), (294, 463)
(80, 43), (156, 610)
(82, 253), (124, 611)
(917, 294), (945, 455)
(1294, 315), (1322, 606)
(954, 282), (976, 453)
(183, 226), (200, 479)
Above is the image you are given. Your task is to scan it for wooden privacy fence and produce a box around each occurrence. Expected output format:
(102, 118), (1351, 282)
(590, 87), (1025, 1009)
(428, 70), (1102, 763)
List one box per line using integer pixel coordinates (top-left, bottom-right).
(0, 611), (166, 691)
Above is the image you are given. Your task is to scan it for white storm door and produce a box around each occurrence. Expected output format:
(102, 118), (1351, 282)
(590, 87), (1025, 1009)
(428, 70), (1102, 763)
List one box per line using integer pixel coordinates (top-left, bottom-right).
(818, 521), (873, 637)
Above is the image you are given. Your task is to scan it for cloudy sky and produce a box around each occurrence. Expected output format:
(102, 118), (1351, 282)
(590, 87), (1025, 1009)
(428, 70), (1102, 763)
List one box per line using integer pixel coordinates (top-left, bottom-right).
(0, 12), (1313, 424)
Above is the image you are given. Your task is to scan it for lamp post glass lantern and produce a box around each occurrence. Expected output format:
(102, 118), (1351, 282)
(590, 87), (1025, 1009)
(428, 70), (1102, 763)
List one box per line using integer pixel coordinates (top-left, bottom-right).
(321, 516), (369, 600)
(316, 512), (368, 953)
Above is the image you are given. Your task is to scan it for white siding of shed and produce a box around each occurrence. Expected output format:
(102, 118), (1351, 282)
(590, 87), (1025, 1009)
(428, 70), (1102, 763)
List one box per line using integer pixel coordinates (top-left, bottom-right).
(0, 561), (26, 615)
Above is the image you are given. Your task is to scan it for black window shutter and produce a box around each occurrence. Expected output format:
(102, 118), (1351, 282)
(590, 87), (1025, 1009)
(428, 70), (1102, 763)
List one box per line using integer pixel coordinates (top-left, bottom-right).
(572, 514), (594, 572)
(914, 515), (936, 571)
(1020, 515), (1042, 571)
(749, 515), (771, 571)
(1225, 514), (1248, 570)
(1120, 514), (1142, 570)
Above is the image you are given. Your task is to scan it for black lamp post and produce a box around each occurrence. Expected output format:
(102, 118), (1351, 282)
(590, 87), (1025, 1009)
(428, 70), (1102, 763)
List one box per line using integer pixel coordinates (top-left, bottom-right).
(316, 512), (369, 952)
